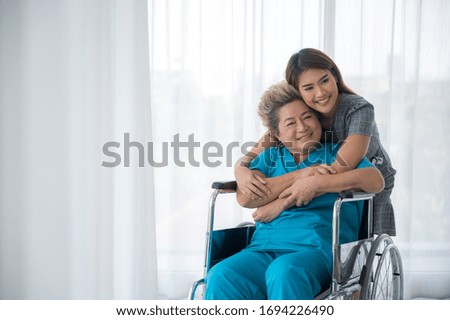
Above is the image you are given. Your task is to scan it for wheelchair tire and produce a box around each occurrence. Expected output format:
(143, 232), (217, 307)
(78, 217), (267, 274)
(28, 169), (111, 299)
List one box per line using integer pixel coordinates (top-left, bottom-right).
(360, 234), (404, 300)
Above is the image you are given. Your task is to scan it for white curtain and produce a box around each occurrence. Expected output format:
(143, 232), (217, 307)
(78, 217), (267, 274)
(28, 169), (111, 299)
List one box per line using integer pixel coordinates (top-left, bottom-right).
(149, 0), (450, 299)
(0, 0), (158, 299)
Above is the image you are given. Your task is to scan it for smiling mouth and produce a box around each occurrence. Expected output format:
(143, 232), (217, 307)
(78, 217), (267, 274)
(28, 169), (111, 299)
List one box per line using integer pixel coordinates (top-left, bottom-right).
(296, 132), (313, 141)
(315, 96), (330, 105)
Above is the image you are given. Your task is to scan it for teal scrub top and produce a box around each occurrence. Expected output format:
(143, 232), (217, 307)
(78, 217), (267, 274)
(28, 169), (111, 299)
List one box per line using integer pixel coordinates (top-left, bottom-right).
(247, 143), (372, 254)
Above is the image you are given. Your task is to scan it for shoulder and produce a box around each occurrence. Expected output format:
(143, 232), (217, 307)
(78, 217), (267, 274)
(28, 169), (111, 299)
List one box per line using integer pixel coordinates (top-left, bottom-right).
(262, 145), (282, 159)
(249, 145), (281, 170)
(339, 93), (374, 114)
(304, 143), (340, 166)
(336, 93), (375, 128)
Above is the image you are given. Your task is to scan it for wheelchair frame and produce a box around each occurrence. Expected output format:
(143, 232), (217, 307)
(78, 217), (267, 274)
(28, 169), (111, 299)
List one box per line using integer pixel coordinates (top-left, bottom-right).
(188, 180), (403, 300)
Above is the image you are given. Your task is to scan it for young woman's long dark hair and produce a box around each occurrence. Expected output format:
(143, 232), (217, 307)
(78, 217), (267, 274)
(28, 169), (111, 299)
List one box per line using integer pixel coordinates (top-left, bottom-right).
(285, 48), (356, 95)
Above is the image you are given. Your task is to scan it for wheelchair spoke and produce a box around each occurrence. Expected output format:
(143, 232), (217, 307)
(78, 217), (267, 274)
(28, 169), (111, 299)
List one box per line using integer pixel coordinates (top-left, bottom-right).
(372, 245), (402, 299)
(360, 234), (404, 300)
(374, 272), (394, 299)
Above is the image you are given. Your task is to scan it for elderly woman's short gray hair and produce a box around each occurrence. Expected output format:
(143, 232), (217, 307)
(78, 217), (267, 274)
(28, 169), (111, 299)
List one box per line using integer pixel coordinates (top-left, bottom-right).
(257, 80), (303, 135)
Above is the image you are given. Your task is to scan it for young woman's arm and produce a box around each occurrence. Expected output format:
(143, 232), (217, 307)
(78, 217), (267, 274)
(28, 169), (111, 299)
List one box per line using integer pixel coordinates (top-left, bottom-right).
(251, 166), (381, 223)
(234, 132), (276, 200)
(279, 166), (384, 209)
(331, 100), (376, 173)
(237, 165), (335, 208)
(332, 135), (370, 173)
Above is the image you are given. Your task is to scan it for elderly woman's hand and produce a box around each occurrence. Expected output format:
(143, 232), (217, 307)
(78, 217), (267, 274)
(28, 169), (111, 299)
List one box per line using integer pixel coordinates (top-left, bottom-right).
(252, 200), (285, 223)
(235, 166), (270, 200)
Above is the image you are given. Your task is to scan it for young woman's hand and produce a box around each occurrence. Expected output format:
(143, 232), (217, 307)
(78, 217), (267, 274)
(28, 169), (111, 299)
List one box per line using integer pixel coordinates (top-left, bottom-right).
(278, 176), (319, 209)
(235, 166), (270, 200)
(312, 164), (336, 175)
(272, 165), (334, 209)
(298, 164), (335, 178)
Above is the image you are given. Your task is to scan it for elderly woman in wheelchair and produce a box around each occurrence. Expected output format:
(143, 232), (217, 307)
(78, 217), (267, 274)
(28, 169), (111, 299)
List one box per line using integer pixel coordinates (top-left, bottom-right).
(190, 81), (403, 300)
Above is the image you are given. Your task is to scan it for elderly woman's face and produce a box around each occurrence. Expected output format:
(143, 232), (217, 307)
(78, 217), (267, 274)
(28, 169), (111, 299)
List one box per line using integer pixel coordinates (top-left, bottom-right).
(275, 100), (322, 155)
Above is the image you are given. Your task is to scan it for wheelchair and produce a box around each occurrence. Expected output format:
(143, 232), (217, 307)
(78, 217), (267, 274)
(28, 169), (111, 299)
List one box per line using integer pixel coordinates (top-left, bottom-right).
(189, 178), (404, 300)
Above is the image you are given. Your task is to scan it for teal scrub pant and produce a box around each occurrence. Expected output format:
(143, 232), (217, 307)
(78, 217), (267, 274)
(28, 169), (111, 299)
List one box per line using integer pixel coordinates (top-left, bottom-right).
(204, 248), (332, 300)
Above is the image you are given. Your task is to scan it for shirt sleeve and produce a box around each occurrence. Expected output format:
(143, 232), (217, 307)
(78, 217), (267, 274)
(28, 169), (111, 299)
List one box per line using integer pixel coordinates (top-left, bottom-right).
(249, 147), (275, 177)
(346, 103), (376, 137)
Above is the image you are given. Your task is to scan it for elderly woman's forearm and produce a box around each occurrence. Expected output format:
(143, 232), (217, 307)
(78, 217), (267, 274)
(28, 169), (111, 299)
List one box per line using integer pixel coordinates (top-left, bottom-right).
(237, 170), (299, 208)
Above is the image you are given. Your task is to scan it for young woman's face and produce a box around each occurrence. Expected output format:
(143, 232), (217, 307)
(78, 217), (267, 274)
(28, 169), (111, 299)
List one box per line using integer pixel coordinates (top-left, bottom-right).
(275, 100), (322, 156)
(297, 68), (339, 117)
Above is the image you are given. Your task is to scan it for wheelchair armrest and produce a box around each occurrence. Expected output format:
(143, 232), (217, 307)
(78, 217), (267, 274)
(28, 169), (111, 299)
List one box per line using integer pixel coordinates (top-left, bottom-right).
(339, 190), (375, 200)
(336, 190), (375, 243)
(211, 180), (237, 191)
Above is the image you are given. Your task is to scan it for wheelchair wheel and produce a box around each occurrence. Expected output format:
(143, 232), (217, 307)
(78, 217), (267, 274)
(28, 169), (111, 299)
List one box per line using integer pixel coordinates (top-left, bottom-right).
(360, 234), (404, 300)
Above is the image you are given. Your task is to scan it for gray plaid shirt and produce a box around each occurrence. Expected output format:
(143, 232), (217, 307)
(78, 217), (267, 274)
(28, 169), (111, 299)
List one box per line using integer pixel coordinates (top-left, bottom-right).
(325, 93), (397, 235)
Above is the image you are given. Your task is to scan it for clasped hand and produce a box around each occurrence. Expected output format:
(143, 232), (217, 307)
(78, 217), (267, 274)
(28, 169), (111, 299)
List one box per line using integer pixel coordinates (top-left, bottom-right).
(235, 166), (270, 200)
(279, 164), (335, 209)
(252, 164), (335, 223)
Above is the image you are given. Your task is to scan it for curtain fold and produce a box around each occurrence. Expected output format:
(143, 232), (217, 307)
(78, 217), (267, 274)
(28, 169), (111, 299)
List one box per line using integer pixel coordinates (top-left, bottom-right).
(0, 0), (158, 299)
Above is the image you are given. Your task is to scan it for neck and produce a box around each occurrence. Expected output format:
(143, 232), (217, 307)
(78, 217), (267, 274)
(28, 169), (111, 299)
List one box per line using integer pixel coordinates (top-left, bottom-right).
(292, 152), (307, 165)
(321, 94), (341, 130)
(322, 93), (341, 120)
